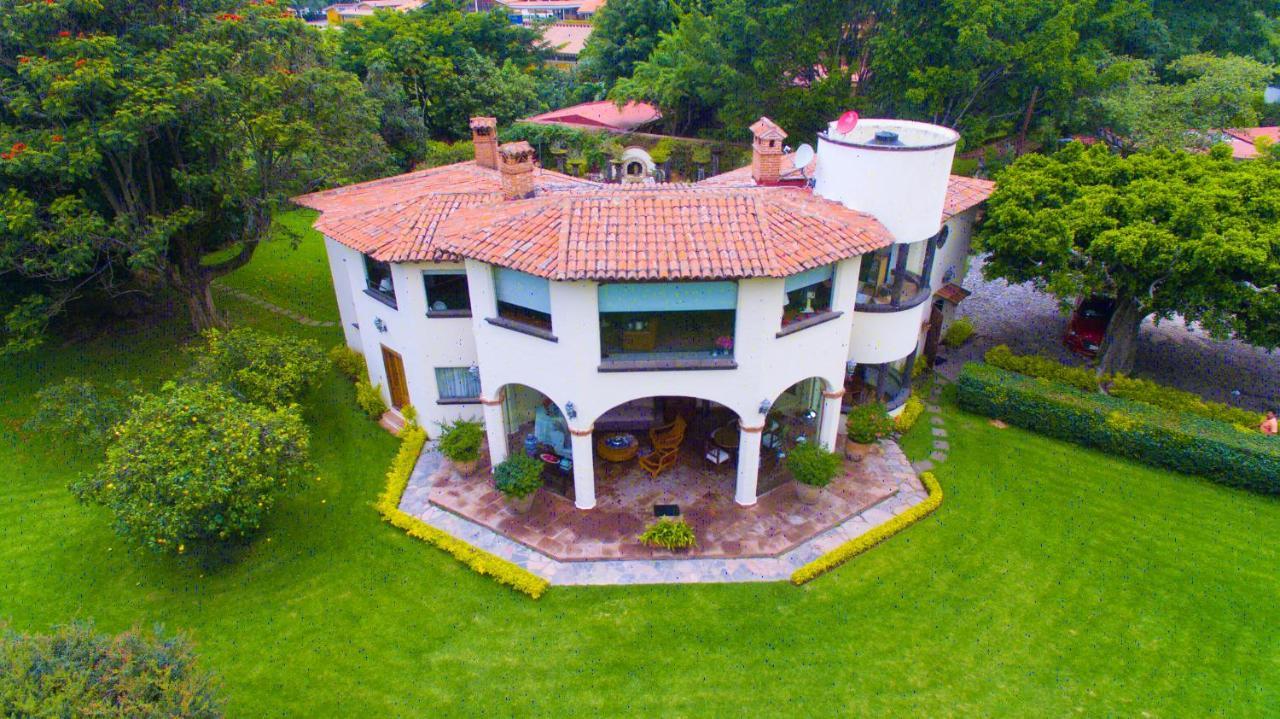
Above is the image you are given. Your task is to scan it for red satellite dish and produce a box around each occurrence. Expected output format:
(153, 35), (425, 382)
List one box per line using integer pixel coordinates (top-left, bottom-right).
(836, 110), (860, 134)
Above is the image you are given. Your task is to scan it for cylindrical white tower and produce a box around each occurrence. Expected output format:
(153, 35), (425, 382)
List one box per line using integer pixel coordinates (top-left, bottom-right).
(813, 119), (959, 243)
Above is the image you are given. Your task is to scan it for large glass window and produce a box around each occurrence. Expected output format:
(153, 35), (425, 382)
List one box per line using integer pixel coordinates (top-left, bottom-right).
(599, 281), (737, 363)
(845, 352), (916, 411)
(434, 367), (481, 402)
(782, 265), (835, 328)
(364, 255), (396, 308)
(493, 268), (552, 332)
(423, 270), (471, 316)
(856, 242), (928, 308)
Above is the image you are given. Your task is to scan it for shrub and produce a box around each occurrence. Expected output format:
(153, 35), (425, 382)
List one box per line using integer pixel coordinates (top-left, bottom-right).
(792, 471), (943, 584)
(956, 363), (1280, 494)
(493, 455), (544, 499)
(0, 622), (222, 718)
(189, 328), (324, 409)
(25, 377), (140, 449)
(328, 344), (367, 383)
(71, 383), (313, 553)
(355, 380), (387, 419)
(894, 394), (926, 433)
(942, 317), (975, 348)
(785, 442), (843, 488)
(985, 344), (1099, 392)
(418, 139), (474, 169)
(438, 419), (484, 463)
(639, 518), (696, 550)
(846, 401), (894, 444)
(376, 426), (548, 598)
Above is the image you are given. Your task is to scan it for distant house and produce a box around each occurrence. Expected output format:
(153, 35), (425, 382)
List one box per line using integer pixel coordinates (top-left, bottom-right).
(538, 22), (592, 65)
(496, 0), (605, 21)
(1221, 127), (1280, 159)
(323, 0), (424, 24)
(523, 101), (662, 133)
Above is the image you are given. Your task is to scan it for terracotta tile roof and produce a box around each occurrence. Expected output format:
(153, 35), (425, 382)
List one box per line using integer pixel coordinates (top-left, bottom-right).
(942, 175), (996, 218)
(1223, 127), (1280, 159)
(539, 22), (592, 57)
(523, 101), (661, 132)
(433, 185), (891, 280)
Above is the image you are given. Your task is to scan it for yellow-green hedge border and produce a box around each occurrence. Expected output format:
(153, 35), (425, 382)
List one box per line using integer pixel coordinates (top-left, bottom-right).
(790, 471), (943, 585)
(376, 426), (550, 599)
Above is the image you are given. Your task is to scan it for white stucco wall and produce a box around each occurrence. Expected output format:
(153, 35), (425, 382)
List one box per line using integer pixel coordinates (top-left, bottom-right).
(931, 209), (978, 290)
(323, 237), (361, 349)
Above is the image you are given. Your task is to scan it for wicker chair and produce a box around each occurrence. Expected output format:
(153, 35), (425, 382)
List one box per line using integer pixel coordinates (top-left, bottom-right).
(649, 416), (687, 451)
(639, 447), (679, 478)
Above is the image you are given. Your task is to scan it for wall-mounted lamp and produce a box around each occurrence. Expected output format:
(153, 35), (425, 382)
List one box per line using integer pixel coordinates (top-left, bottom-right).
(759, 399), (771, 415)
(373, 317), (388, 333)
(845, 360), (857, 375)
(564, 401), (578, 419)
(467, 364), (480, 377)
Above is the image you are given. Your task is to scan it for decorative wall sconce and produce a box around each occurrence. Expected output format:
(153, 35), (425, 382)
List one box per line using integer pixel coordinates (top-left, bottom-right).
(564, 401), (578, 419)
(373, 317), (388, 333)
(759, 399), (772, 415)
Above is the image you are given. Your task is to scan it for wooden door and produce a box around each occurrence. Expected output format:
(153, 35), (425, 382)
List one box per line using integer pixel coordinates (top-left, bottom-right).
(380, 346), (409, 410)
(923, 301), (945, 368)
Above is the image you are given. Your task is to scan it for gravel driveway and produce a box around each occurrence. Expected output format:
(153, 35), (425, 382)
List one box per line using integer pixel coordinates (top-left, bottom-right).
(939, 256), (1280, 412)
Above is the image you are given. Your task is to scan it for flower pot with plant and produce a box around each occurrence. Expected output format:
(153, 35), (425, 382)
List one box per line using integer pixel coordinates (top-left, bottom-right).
(438, 418), (485, 476)
(785, 442), (843, 504)
(845, 401), (893, 461)
(494, 455), (544, 513)
(638, 518), (696, 552)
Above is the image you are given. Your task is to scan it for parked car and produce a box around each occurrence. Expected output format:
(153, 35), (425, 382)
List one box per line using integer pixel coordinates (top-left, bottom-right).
(1064, 296), (1116, 357)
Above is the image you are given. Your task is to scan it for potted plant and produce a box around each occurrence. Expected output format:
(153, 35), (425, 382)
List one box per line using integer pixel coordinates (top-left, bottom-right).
(438, 419), (484, 476)
(638, 518), (696, 552)
(494, 455), (544, 513)
(785, 442), (843, 504)
(845, 401), (893, 461)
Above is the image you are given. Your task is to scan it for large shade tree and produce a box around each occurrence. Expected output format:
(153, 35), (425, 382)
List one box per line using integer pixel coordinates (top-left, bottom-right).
(0, 0), (388, 351)
(979, 142), (1280, 375)
(578, 0), (680, 90)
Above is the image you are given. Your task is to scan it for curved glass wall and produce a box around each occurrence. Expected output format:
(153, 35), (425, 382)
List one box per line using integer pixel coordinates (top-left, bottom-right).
(856, 238), (934, 310)
(844, 352), (916, 411)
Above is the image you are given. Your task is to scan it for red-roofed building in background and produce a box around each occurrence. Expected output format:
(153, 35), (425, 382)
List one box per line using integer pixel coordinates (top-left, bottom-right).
(1222, 127), (1280, 159)
(294, 111), (994, 521)
(523, 101), (662, 133)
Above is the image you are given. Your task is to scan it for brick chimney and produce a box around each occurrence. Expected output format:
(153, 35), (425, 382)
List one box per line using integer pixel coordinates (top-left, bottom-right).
(750, 117), (788, 185)
(498, 141), (537, 200)
(470, 116), (498, 170)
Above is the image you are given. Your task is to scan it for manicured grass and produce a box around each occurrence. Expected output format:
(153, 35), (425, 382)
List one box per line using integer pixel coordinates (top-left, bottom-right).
(2, 223), (1277, 716)
(212, 208), (337, 321)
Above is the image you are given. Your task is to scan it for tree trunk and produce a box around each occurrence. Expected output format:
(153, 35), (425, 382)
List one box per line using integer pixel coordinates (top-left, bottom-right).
(1096, 296), (1145, 376)
(182, 275), (223, 331)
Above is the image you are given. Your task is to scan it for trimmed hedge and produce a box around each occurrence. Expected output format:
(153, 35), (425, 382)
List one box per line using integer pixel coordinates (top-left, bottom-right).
(377, 426), (550, 599)
(791, 471), (943, 585)
(984, 345), (1263, 428)
(957, 363), (1280, 494)
(894, 394), (925, 433)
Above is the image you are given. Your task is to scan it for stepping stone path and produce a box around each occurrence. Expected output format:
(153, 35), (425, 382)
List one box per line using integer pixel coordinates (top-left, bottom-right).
(212, 282), (337, 328)
(911, 379), (951, 474)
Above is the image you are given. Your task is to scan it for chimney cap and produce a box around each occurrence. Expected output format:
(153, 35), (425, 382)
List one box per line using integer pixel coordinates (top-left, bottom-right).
(499, 140), (536, 162)
(469, 116), (497, 131)
(750, 116), (787, 141)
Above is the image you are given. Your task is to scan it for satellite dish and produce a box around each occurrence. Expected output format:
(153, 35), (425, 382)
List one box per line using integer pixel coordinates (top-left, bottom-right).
(792, 143), (815, 173)
(836, 110), (860, 134)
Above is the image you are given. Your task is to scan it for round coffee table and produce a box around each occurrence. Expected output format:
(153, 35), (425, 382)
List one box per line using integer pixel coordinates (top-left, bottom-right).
(597, 433), (639, 463)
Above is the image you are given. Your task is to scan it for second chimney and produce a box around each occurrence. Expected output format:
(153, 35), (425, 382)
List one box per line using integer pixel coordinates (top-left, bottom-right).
(750, 116), (787, 185)
(498, 141), (536, 200)
(470, 116), (498, 169)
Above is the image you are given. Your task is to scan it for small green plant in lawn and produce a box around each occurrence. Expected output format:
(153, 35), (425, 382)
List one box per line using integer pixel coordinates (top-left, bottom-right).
(0, 622), (223, 718)
(438, 419), (484, 463)
(355, 380), (388, 420)
(329, 344), (367, 383)
(638, 518), (696, 550)
(846, 401), (894, 444)
(189, 328), (324, 409)
(785, 442), (843, 488)
(70, 382), (313, 554)
(942, 317), (975, 348)
(493, 455), (544, 499)
(24, 377), (140, 449)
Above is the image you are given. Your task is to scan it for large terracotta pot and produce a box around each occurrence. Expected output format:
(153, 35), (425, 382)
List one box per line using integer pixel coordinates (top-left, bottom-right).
(452, 458), (479, 477)
(794, 482), (824, 505)
(505, 491), (536, 514)
(844, 439), (876, 461)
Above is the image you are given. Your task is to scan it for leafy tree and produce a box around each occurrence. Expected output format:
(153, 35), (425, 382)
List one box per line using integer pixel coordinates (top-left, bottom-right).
(335, 2), (547, 144)
(0, 1), (389, 351)
(579, 0), (679, 89)
(25, 377), (140, 449)
(72, 382), (313, 553)
(1095, 53), (1276, 150)
(188, 327), (325, 409)
(978, 142), (1280, 374)
(1146, 0), (1280, 64)
(0, 622), (222, 718)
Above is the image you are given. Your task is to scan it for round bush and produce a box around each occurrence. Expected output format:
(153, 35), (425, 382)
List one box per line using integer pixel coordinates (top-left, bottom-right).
(189, 328), (324, 409)
(846, 401), (894, 444)
(71, 382), (313, 553)
(438, 419), (484, 463)
(0, 622), (222, 718)
(493, 455), (544, 499)
(785, 442), (843, 488)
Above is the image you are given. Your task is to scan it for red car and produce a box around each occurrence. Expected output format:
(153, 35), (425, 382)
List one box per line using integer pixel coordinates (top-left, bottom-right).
(1064, 296), (1115, 357)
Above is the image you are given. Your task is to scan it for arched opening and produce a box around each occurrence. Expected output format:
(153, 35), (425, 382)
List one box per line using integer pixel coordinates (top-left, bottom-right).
(499, 383), (575, 497)
(625, 161), (644, 177)
(760, 377), (828, 493)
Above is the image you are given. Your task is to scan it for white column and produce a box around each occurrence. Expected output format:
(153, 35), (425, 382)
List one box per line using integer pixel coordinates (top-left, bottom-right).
(570, 428), (595, 510)
(481, 397), (507, 469)
(818, 390), (844, 452)
(735, 424), (764, 506)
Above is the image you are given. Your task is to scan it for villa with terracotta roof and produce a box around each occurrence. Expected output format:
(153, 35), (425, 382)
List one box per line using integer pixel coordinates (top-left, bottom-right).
(295, 112), (993, 514)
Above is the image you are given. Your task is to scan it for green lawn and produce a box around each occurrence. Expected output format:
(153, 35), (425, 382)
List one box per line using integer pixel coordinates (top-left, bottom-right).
(2, 220), (1277, 716)
(211, 208), (337, 321)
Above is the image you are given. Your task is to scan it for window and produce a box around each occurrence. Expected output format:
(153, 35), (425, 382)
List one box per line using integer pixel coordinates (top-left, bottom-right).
(364, 255), (396, 308)
(935, 225), (950, 250)
(598, 281), (737, 364)
(423, 270), (471, 316)
(856, 242), (928, 309)
(435, 367), (481, 402)
(781, 265), (835, 328)
(492, 268), (553, 335)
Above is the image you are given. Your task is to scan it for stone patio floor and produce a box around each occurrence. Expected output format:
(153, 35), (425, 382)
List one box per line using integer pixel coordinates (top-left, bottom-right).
(399, 440), (928, 585)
